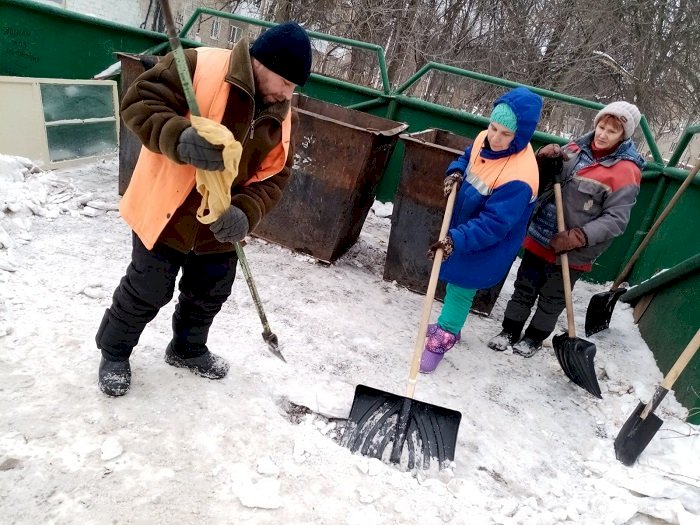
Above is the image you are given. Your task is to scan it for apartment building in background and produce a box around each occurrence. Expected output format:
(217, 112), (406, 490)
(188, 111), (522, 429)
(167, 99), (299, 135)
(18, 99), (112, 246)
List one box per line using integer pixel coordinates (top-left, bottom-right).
(33, 0), (264, 49)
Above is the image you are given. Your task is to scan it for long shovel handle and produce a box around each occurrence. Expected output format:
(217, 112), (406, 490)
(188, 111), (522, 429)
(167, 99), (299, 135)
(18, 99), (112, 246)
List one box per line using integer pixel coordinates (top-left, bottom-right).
(553, 182), (576, 338)
(406, 184), (458, 398)
(640, 327), (700, 419)
(158, 0), (280, 356)
(159, 0), (200, 117)
(612, 158), (700, 289)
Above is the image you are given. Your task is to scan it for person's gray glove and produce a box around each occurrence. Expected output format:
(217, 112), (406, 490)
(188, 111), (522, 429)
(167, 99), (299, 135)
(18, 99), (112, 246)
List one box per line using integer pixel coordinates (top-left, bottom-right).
(176, 126), (225, 171)
(209, 206), (249, 244)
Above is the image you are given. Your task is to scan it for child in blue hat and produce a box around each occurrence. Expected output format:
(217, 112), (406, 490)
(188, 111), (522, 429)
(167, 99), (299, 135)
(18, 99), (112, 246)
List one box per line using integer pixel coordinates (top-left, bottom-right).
(420, 87), (543, 373)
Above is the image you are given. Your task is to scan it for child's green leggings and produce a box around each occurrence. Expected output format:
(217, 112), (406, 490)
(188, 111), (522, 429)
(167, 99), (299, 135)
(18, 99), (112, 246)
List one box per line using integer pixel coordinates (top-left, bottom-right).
(437, 283), (477, 334)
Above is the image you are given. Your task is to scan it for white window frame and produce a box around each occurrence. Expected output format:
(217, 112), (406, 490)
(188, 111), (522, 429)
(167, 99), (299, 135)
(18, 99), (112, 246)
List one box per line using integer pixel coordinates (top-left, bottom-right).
(228, 25), (241, 46)
(210, 18), (221, 40)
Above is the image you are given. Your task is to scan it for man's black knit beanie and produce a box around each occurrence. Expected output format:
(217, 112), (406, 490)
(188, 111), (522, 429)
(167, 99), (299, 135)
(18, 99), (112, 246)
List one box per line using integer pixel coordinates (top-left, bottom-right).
(250, 21), (312, 86)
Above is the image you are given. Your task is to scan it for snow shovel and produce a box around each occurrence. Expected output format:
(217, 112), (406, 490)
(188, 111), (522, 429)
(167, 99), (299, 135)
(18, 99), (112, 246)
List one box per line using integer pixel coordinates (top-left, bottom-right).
(552, 182), (602, 398)
(585, 159), (700, 336)
(614, 327), (700, 466)
(343, 185), (462, 470)
(158, 0), (284, 362)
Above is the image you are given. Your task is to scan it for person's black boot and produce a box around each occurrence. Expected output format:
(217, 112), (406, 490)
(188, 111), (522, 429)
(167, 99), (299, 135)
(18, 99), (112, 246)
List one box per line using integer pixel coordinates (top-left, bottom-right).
(164, 342), (229, 379)
(98, 357), (131, 397)
(512, 337), (543, 358)
(487, 318), (524, 352)
(487, 330), (520, 352)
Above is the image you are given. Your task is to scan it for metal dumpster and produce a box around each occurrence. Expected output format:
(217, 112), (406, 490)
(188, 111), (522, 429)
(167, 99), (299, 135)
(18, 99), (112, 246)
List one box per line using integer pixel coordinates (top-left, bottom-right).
(254, 94), (408, 262)
(383, 128), (508, 315)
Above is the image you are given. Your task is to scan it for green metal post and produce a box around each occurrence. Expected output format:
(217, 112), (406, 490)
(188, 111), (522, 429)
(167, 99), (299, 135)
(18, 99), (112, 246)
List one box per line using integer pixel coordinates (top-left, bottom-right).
(668, 125), (700, 168)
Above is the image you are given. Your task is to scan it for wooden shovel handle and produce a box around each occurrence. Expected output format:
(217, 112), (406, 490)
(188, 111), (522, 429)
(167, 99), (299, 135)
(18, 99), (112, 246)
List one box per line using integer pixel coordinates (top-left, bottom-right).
(612, 158), (700, 289)
(660, 327), (700, 391)
(640, 327), (700, 419)
(553, 183), (576, 338)
(406, 184), (458, 398)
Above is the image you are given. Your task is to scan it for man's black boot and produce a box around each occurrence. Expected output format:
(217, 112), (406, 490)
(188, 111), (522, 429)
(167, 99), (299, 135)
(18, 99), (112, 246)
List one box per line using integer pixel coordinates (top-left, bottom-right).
(164, 342), (229, 379)
(98, 357), (131, 397)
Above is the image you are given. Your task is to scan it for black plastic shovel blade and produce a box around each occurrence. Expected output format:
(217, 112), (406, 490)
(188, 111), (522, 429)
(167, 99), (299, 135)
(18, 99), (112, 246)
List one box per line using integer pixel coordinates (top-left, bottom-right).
(614, 401), (664, 466)
(584, 288), (627, 336)
(553, 333), (602, 398)
(342, 384), (461, 470)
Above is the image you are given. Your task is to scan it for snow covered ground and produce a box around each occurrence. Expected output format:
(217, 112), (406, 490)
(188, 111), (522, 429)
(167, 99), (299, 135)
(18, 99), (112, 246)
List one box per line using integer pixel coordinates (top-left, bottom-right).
(0, 154), (698, 525)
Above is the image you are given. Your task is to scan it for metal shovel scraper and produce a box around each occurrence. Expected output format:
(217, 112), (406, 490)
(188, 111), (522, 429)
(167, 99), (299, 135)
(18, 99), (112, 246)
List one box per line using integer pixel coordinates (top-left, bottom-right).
(614, 328), (700, 466)
(158, 0), (285, 364)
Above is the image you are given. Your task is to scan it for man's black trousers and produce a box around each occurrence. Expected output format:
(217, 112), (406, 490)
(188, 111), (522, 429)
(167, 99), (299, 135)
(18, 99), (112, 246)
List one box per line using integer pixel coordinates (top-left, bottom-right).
(96, 233), (238, 361)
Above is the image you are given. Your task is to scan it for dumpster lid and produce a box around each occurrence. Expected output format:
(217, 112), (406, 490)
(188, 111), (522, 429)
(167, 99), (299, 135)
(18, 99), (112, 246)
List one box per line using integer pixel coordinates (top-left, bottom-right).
(400, 128), (472, 156)
(293, 94), (408, 136)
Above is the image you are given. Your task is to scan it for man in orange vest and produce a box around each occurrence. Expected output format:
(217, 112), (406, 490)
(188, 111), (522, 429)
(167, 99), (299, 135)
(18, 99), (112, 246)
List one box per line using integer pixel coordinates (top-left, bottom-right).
(96, 22), (312, 396)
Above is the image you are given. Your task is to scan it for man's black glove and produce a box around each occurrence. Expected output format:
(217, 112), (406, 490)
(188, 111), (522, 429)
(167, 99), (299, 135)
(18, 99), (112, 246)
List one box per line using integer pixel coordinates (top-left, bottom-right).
(209, 206), (249, 244)
(176, 126), (225, 171)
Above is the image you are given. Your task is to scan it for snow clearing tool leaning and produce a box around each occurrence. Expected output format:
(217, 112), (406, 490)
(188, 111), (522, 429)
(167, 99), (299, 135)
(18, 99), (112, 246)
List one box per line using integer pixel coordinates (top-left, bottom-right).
(158, 0), (284, 362)
(585, 159), (700, 337)
(551, 181), (602, 398)
(342, 185), (462, 470)
(614, 327), (699, 466)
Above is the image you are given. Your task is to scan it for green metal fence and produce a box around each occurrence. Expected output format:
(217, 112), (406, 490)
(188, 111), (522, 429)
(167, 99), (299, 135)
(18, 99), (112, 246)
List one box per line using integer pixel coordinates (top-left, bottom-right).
(1, 0), (698, 422)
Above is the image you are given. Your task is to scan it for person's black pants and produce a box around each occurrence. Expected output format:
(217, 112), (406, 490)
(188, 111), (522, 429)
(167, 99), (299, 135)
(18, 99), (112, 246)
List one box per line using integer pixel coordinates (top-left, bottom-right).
(502, 250), (582, 342)
(96, 233), (238, 361)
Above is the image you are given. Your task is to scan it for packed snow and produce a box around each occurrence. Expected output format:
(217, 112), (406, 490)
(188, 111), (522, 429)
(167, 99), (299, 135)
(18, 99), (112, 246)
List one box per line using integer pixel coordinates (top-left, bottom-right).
(0, 153), (698, 524)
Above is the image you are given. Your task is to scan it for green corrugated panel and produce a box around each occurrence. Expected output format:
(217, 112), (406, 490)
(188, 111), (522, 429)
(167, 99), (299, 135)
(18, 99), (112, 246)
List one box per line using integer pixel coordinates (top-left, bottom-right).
(627, 182), (700, 287)
(0, 0), (165, 79)
(586, 179), (657, 284)
(634, 271), (700, 424)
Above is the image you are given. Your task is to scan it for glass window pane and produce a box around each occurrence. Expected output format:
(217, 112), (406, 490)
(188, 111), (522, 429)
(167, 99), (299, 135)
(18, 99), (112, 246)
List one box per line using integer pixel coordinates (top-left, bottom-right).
(46, 121), (117, 162)
(40, 84), (115, 122)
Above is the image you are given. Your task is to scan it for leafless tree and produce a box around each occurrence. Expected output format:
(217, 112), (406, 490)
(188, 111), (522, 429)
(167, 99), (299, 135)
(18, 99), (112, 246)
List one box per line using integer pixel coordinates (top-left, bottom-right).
(173, 0), (698, 142)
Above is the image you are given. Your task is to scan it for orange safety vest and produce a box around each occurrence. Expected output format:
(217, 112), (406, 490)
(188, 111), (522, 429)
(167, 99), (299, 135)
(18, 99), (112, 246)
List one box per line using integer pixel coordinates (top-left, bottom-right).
(120, 47), (292, 250)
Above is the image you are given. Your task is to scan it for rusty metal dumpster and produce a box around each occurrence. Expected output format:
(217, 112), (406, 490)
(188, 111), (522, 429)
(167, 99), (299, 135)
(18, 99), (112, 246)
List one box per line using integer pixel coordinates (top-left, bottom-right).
(116, 52), (158, 195)
(383, 128), (508, 315)
(254, 94), (408, 262)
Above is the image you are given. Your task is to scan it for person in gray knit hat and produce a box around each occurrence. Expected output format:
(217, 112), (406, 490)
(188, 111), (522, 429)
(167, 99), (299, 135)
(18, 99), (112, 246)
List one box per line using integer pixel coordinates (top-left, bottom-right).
(488, 100), (645, 358)
(594, 101), (641, 140)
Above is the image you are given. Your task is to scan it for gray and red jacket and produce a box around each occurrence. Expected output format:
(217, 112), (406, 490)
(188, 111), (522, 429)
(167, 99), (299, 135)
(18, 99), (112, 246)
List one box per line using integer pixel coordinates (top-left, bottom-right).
(525, 131), (645, 270)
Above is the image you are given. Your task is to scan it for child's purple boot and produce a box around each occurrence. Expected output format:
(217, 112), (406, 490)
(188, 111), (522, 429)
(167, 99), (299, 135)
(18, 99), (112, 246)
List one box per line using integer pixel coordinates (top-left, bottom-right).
(420, 324), (459, 373)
